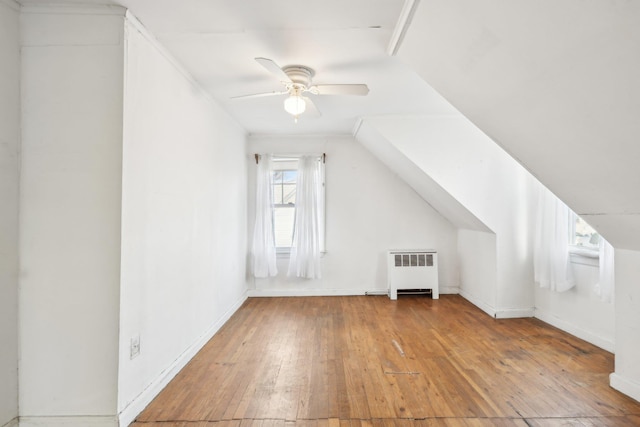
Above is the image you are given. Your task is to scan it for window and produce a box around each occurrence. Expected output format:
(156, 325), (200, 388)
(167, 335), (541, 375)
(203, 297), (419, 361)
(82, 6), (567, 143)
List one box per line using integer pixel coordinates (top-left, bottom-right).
(272, 161), (297, 250)
(271, 156), (325, 254)
(569, 215), (600, 262)
(571, 216), (600, 250)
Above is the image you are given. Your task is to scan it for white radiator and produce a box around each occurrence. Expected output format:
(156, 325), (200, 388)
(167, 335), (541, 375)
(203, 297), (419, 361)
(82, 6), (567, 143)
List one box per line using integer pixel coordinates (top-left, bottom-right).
(387, 250), (439, 300)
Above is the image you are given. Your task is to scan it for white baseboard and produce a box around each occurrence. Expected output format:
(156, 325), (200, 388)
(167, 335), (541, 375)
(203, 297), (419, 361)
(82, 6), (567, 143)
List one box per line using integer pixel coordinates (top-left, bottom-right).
(458, 289), (534, 319)
(19, 416), (117, 427)
(364, 290), (389, 296)
(534, 307), (614, 352)
(248, 288), (373, 297)
(458, 289), (496, 317)
(439, 285), (460, 294)
(248, 285), (461, 298)
(117, 290), (249, 427)
(496, 307), (534, 319)
(610, 372), (640, 403)
(1, 417), (18, 427)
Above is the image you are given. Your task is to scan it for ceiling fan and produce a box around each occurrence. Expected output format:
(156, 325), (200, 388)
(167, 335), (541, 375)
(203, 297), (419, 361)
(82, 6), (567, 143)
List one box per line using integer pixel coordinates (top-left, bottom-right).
(232, 57), (369, 122)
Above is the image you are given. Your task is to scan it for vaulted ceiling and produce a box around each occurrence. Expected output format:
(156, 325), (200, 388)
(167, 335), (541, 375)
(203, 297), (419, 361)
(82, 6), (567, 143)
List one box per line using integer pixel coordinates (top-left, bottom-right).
(18, 0), (640, 249)
(396, 0), (640, 250)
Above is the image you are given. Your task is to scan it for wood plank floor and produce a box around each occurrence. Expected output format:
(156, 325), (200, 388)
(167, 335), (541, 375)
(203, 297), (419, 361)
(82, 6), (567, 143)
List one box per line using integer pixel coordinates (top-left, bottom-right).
(131, 295), (640, 427)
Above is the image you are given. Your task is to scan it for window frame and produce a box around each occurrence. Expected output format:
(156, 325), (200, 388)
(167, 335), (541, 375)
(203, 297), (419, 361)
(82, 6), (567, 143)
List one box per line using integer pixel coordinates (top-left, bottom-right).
(270, 155), (325, 256)
(568, 215), (600, 263)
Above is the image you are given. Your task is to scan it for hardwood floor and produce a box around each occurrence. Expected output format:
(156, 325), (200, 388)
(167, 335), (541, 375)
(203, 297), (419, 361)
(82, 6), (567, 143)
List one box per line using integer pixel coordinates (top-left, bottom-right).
(131, 296), (640, 426)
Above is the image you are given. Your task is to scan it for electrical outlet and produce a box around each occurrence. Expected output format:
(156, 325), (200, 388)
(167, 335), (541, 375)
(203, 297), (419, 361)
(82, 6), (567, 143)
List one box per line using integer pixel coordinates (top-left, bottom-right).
(130, 335), (141, 360)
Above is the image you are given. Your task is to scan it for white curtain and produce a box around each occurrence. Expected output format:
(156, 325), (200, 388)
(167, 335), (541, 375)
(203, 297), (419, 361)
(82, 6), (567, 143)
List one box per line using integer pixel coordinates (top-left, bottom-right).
(288, 156), (322, 279)
(595, 237), (615, 303)
(251, 154), (278, 278)
(534, 189), (575, 292)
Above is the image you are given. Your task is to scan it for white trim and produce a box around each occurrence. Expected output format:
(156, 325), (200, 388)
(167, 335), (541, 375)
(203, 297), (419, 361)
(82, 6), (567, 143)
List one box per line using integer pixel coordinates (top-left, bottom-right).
(117, 290), (249, 427)
(439, 285), (460, 295)
(387, 0), (421, 56)
(19, 416), (117, 427)
(459, 288), (534, 319)
(248, 289), (378, 297)
(352, 117), (364, 136)
(458, 288), (496, 318)
(123, 11), (245, 135)
(495, 307), (534, 319)
(569, 252), (599, 267)
(610, 373), (640, 403)
(568, 245), (599, 267)
(365, 290), (389, 296)
(20, 3), (126, 15)
(0, 0), (20, 12)
(276, 250), (292, 258)
(0, 418), (18, 427)
(248, 133), (353, 140)
(534, 307), (615, 352)
(248, 286), (461, 298)
(124, 12), (200, 97)
(568, 245), (599, 258)
(270, 153), (324, 161)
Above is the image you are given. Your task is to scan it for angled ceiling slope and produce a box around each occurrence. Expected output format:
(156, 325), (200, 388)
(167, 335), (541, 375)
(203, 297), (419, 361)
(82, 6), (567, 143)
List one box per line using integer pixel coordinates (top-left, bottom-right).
(397, 0), (640, 250)
(355, 118), (491, 233)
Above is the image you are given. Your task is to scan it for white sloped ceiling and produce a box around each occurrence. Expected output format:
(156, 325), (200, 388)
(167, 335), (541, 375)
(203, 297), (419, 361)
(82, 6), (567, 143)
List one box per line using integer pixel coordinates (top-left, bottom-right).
(398, 0), (640, 250)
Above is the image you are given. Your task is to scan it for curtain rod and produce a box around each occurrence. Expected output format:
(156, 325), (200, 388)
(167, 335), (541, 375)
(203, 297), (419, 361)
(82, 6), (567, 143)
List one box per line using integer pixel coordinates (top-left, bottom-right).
(254, 153), (326, 164)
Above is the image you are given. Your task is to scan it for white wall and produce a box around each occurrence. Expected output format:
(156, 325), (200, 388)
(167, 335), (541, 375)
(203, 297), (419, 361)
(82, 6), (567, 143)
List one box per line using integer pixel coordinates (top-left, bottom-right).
(360, 115), (539, 317)
(117, 16), (249, 425)
(611, 249), (640, 402)
(355, 118), (495, 306)
(247, 135), (458, 295)
(355, 119), (489, 233)
(535, 257), (614, 351)
(19, 7), (125, 425)
(0, 1), (20, 425)
(457, 230), (497, 315)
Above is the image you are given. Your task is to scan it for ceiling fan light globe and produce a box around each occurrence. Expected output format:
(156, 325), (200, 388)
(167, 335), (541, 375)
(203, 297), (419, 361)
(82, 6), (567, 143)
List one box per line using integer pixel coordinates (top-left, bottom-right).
(284, 95), (306, 116)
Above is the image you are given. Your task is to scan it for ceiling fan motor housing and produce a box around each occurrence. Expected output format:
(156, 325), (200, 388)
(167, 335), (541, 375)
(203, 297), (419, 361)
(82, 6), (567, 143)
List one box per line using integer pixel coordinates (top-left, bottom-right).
(282, 65), (315, 89)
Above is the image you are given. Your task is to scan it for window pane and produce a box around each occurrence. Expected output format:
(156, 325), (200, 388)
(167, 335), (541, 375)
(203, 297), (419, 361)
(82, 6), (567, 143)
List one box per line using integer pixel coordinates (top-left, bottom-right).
(574, 216), (600, 249)
(282, 183), (296, 204)
(282, 170), (297, 184)
(273, 184), (283, 205)
(274, 206), (295, 248)
(272, 171), (283, 204)
(272, 170), (296, 206)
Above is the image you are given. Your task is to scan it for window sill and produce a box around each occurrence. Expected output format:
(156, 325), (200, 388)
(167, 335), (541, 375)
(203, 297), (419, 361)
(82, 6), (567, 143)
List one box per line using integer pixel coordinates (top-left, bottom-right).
(569, 245), (599, 267)
(569, 245), (599, 258)
(276, 250), (327, 259)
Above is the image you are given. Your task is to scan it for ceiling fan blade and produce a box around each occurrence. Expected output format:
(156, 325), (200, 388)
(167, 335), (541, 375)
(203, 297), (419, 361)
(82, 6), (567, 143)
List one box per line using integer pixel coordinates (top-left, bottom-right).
(255, 57), (292, 83)
(302, 96), (321, 118)
(231, 90), (288, 100)
(311, 84), (369, 96)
